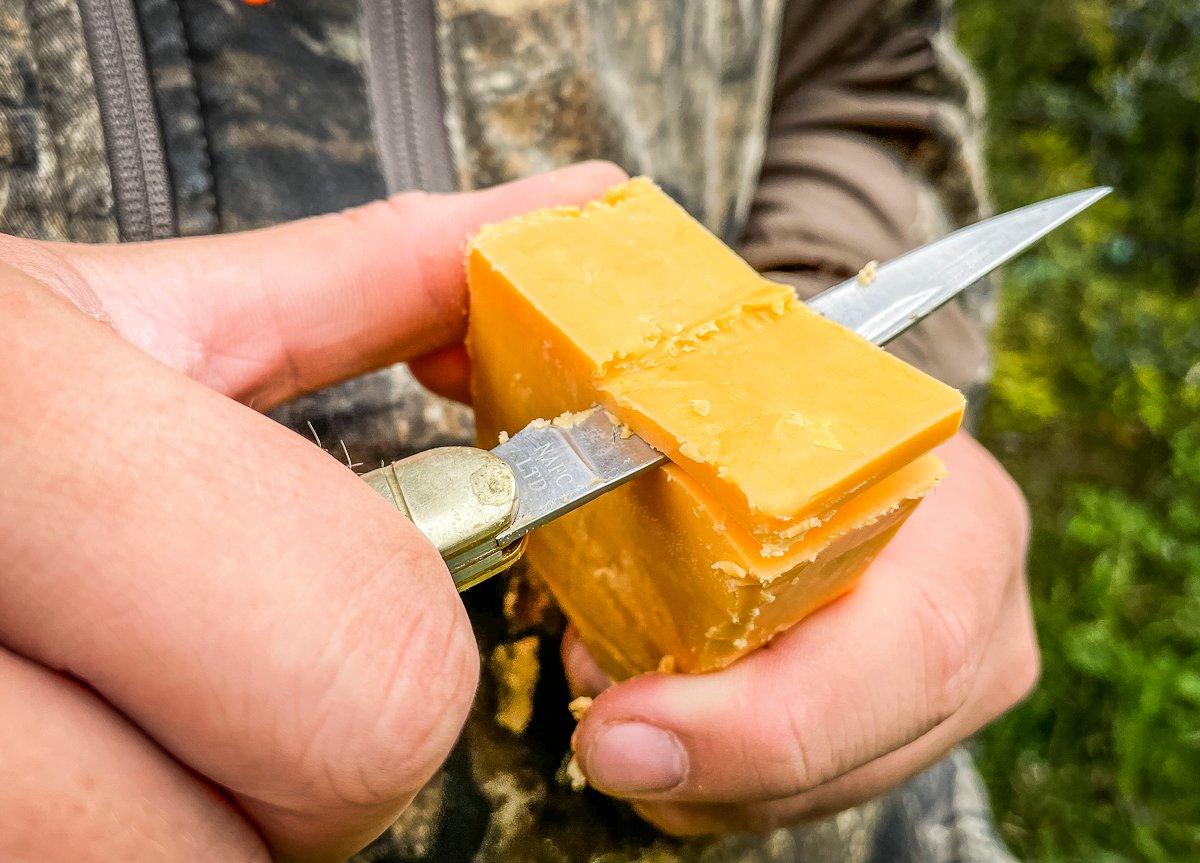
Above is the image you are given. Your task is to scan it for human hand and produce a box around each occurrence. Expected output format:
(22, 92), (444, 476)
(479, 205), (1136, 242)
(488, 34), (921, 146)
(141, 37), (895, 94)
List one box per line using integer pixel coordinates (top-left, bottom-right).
(564, 431), (1038, 835)
(0, 161), (625, 862)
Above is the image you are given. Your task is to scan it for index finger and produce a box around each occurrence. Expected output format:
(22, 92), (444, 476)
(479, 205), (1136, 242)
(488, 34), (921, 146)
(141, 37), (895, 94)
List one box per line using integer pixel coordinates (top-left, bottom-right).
(47, 162), (627, 408)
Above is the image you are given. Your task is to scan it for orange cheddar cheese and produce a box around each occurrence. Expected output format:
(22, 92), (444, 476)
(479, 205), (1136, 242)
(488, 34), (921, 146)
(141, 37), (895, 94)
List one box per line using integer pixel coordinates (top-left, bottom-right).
(468, 178), (965, 679)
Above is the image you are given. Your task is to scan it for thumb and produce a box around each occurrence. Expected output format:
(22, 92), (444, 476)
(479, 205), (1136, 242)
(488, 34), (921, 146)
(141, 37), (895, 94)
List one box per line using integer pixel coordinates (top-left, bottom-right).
(32, 161), (626, 408)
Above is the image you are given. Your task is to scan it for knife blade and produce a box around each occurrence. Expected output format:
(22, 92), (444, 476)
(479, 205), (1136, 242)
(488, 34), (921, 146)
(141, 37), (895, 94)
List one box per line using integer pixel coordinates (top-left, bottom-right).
(490, 186), (1110, 546)
(806, 186), (1112, 344)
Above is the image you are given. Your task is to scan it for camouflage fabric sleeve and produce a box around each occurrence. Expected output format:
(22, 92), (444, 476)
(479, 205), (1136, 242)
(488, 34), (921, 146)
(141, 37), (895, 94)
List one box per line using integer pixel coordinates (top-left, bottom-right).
(741, 0), (993, 416)
(0, 0), (117, 243)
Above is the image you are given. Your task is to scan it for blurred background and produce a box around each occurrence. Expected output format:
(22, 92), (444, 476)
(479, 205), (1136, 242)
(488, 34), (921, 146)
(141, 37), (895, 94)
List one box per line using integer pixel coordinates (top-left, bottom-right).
(955, 1), (1200, 859)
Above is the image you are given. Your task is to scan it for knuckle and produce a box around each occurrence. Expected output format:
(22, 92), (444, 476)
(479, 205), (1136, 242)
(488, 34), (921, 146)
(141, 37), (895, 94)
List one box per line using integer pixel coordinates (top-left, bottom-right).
(970, 624), (1041, 736)
(341, 192), (462, 329)
(1011, 641), (1041, 705)
(382, 189), (435, 220)
(340, 191), (432, 230)
(337, 192), (434, 281)
(913, 584), (979, 724)
(975, 445), (1031, 548)
(746, 673), (843, 798)
(994, 470), (1030, 548)
(1001, 616), (1042, 711)
(768, 693), (847, 796)
(292, 548), (479, 810)
(777, 699), (821, 787)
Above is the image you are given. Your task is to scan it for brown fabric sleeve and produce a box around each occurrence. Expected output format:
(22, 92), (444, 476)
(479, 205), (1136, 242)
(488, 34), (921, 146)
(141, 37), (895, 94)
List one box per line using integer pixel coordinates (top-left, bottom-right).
(740, 0), (992, 412)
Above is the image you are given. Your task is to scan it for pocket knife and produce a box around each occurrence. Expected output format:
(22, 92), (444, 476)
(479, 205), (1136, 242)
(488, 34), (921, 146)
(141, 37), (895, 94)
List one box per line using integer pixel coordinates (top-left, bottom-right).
(362, 187), (1110, 591)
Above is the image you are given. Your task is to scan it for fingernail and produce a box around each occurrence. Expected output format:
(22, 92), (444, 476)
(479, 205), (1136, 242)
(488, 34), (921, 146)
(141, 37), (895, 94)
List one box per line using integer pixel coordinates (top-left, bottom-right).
(582, 722), (687, 795)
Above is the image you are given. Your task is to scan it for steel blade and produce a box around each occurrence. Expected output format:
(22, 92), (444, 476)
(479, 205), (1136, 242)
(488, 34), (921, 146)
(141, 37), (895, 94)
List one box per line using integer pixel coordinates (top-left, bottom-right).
(806, 186), (1111, 344)
(492, 408), (667, 545)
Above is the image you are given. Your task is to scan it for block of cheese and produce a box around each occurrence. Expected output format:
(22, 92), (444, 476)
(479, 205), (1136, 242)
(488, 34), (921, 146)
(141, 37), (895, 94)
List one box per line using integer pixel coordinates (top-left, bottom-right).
(467, 178), (965, 679)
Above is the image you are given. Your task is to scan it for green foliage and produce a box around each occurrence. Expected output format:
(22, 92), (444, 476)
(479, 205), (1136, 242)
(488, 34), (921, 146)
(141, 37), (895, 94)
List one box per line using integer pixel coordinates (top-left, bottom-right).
(956, 1), (1200, 859)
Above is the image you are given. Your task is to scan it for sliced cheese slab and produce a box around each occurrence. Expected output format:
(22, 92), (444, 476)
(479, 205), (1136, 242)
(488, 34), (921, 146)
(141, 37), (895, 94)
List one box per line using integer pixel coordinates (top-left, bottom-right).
(468, 178), (964, 677)
(602, 297), (963, 550)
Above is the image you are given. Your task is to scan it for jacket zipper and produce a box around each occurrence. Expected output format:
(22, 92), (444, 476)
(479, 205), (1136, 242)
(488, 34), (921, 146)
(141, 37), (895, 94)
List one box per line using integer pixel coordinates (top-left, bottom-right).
(78, 0), (175, 241)
(360, 0), (457, 193)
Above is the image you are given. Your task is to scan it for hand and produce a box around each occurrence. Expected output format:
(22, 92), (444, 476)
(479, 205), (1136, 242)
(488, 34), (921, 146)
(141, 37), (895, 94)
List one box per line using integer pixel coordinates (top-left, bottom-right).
(564, 431), (1038, 835)
(0, 162), (625, 862)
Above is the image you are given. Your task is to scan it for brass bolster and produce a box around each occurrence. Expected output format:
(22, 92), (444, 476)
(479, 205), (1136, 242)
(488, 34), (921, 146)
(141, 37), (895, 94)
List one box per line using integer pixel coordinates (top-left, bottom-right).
(361, 447), (523, 590)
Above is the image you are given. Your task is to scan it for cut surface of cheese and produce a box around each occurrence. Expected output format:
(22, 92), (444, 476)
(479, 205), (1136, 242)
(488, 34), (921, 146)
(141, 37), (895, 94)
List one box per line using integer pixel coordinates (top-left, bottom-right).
(602, 299), (963, 547)
(468, 178), (965, 677)
(528, 454), (943, 677)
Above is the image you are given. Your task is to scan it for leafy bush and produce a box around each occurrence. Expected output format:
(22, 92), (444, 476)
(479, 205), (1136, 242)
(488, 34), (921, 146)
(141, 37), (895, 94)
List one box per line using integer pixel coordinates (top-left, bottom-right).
(956, 1), (1200, 859)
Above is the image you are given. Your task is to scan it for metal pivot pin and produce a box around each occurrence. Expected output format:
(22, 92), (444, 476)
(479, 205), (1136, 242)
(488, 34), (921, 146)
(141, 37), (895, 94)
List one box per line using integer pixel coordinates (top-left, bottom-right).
(361, 448), (527, 591)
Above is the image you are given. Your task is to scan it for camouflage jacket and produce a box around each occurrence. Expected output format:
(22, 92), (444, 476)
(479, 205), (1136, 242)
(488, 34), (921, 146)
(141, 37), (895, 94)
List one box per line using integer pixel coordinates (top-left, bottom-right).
(0, 0), (1013, 860)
